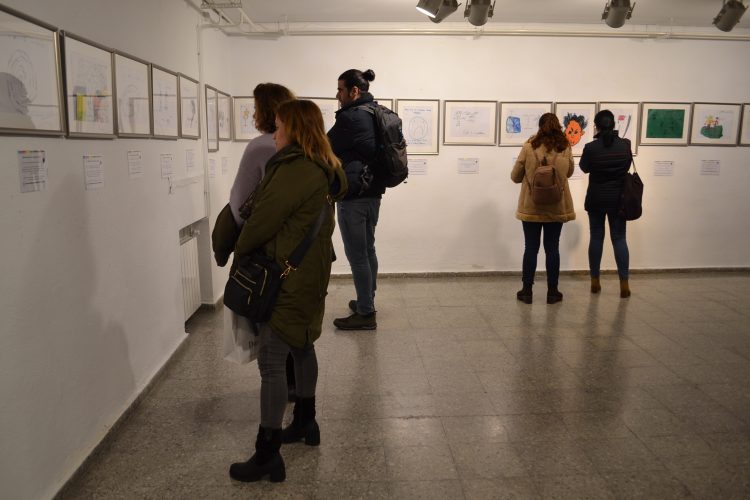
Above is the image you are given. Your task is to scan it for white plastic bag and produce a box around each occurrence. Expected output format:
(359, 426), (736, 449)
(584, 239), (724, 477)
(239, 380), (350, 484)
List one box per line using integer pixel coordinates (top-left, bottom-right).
(222, 306), (260, 364)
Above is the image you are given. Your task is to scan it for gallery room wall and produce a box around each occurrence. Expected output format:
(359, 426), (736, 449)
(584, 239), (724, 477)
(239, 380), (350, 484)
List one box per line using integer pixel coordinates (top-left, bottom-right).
(0, 1), (234, 499)
(229, 33), (750, 277)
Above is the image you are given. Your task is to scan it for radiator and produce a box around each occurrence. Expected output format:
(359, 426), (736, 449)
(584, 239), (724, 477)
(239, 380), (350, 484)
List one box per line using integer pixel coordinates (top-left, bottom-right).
(179, 233), (201, 321)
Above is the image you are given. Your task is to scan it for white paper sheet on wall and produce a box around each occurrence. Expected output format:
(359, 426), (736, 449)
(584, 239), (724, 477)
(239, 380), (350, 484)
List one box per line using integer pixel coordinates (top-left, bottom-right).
(127, 151), (143, 178)
(654, 160), (674, 176)
(160, 154), (174, 178)
(409, 158), (428, 175)
(700, 160), (720, 176)
(185, 149), (195, 175)
(18, 150), (47, 193)
(458, 158), (479, 174)
(83, 155), (105, 190)
(221, 157), (229, 175)
(209, 158), (216, 178)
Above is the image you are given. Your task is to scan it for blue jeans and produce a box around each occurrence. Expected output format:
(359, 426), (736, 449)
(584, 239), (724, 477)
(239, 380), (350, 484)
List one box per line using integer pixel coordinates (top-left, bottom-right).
(521, 221), (563, 287)
(588, 210), (629, 279)
(337, 198), (380, 315)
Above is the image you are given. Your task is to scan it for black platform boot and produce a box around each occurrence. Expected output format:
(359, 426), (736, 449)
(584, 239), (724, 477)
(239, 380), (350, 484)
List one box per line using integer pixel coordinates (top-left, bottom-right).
(229, 426), (285, 483)
(281, 396), (320, 446)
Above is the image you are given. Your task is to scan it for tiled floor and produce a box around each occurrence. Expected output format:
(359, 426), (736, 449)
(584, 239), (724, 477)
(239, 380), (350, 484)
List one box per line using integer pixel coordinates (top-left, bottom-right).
(62, 273), (750, 499)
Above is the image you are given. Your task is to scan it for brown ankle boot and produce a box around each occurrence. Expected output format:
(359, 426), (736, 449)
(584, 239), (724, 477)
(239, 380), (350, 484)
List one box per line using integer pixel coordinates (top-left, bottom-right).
(620, 279), (631, 298)
(591, 277), (601, 294)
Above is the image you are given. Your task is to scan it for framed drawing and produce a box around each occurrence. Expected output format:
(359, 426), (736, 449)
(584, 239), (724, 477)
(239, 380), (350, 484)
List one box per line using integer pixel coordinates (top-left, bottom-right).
(396, 99), (440, 154)
(640, 102), (691, 146)
(689, 102), (741, 146)
(114, 51), (151, 138)
(443, 100), (497, 146)
(499, 102), (552, 147)
(151, 65), (178, 139)
(0, 5), (65, 135)
(232, 95), (259, 141)
(205, 85), (218, 152)
(303, 97), (338, 133)
(598, 102), (640, 155)
(741, 104), (750, 146)
(62, 32), (114, 138)
(554, 102), (596, 156)
(217, 90), (231, 140)
(377, 98), (393, 110)
(178, 74), (200, 139)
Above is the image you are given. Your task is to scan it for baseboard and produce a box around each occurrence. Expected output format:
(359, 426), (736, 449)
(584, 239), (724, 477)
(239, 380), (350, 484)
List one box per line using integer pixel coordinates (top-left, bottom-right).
(330, 267), (750, 279)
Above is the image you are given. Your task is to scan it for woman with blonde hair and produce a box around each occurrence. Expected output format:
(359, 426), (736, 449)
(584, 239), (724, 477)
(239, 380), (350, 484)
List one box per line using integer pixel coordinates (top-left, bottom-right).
(511, 112), (576, 304)
(229, 99), (347, 483)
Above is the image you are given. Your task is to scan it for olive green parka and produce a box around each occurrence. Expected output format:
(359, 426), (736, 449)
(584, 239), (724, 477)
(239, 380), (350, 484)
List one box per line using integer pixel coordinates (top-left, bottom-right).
(234, 145), (347, 348)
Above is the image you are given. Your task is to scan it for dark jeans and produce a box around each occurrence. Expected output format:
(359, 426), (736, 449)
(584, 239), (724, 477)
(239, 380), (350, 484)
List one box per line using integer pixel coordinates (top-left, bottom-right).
(588, 210), (629, 279)
(337, 198), (380, 315)
(521, 221), (563, 287)
(257, 323), (318, 429)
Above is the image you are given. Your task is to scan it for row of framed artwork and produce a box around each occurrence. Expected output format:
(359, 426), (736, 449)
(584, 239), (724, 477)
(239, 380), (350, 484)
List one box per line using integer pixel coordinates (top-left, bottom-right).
(346, 99), (750, 156)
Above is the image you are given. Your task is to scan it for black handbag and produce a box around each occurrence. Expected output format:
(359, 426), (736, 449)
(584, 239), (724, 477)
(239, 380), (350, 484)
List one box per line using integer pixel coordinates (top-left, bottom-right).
(224, 205), (328, 322)
(620, 159), (643, 221)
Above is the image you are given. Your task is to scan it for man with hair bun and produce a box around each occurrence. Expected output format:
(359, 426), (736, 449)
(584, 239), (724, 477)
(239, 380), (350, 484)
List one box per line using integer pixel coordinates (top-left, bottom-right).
(328, 68), (385, 330)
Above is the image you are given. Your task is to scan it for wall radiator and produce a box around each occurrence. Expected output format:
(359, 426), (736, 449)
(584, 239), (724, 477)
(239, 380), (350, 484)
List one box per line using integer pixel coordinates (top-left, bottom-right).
(179, 231), (201, 322)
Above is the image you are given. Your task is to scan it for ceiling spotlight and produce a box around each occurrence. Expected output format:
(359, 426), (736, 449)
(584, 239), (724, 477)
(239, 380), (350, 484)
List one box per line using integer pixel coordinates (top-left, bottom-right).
(713, 0), (747, 32)
(430, 0), (461, 23)
(602, 0), (635, 28)
(416, 0), (443, 18)
(464, 0), (495, 27)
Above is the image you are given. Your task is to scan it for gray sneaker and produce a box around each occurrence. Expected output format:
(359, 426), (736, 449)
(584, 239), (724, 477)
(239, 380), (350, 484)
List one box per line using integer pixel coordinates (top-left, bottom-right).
(333, 312), (377, 330)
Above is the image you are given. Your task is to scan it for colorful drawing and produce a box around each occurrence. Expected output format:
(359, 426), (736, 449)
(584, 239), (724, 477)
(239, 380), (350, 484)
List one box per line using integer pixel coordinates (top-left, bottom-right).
(563, 113), (587, 147)
(700, 115), (723, 139)
(506, 116), (521, 133)
(646, 109), (685, 139)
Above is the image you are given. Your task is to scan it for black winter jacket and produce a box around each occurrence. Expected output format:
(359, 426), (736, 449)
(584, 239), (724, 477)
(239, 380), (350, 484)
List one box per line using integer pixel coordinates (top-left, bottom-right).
(328, 92), (386, 200)
(579, 134), (633, 212)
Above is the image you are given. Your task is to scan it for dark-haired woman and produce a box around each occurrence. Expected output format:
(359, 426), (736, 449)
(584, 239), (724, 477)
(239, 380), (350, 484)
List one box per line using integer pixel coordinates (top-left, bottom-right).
(228, 100), (347, 483)
(580, 109), (633, 298)
(511, 113), (576, 304)
(328, 68), (386, 330)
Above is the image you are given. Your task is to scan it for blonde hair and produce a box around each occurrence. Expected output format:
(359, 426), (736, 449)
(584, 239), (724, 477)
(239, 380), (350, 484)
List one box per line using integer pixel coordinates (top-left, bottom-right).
(276, 100), (341, 169)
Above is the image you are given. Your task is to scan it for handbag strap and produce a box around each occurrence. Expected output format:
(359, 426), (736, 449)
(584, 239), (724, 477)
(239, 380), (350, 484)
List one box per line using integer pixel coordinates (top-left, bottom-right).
(281, 197), (331, 277)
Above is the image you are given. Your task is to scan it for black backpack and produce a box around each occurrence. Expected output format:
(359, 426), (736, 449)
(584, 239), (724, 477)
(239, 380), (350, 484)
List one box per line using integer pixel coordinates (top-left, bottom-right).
(359, 104), (409, 187)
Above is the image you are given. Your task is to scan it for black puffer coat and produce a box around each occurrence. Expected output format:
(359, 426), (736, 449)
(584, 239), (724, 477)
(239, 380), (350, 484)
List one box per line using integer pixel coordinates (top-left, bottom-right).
(327, 92), (386, 200)
(579, 134), (633, 212)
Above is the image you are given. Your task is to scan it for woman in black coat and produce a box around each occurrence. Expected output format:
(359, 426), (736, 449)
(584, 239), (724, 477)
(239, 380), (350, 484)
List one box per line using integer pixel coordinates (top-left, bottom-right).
(579, 110), (633, 298)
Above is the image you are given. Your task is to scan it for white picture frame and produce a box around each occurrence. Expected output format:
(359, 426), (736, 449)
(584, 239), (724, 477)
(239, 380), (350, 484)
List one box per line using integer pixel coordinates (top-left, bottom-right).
(217, 90), (231, 141)
(178, 74), (200, 139)
(232, 95), (259, 142)
(377, 98), (393, 111)
(555, 102), (596, 156)
(151, 65), (179, 139)
(689, 102), (741, 146)
(499, 102), (552, 147)
(443, 100), (497, 146)
(303, 97), (338, 133)
(396, 99), (440, 155)
(63, 32), (115, 138)
(741, 104), (750, 146)
(205, 85), (218, 152)
(640, 102), (692, 146)
(598, 102), (640, 155)
(114, 52), (151, 138)
(0, 5), (65, 136)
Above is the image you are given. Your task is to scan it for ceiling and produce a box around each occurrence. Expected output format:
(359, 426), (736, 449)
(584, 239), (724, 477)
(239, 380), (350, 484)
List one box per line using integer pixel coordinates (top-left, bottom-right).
(231, 0), (748, 29)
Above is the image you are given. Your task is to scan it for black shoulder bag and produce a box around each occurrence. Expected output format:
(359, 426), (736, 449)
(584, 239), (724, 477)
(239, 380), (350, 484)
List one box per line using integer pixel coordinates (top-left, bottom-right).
(224, 204), (328, 322)
(620, 159), (643, 221)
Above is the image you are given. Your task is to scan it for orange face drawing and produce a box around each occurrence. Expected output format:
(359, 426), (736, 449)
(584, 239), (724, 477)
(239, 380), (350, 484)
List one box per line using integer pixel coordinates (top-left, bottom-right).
(563, 113), (587, 147)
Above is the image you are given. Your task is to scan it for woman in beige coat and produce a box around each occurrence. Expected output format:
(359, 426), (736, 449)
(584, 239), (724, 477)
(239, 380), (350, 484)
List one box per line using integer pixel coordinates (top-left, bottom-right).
(511, 113), (576, 304)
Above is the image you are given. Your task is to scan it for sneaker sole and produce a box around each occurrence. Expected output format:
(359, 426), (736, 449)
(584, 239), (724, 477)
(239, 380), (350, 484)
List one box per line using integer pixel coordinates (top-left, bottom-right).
(334, 324), (377, 331)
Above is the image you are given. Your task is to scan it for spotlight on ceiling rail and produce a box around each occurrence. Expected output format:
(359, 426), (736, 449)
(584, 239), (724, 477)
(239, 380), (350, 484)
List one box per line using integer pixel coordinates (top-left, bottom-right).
(416, 0), (443, 18)
(464, 0), (495, 27)
(602, 0), (635, 28)
(430, 0), (461, 23)
(713, 0), (747, 32)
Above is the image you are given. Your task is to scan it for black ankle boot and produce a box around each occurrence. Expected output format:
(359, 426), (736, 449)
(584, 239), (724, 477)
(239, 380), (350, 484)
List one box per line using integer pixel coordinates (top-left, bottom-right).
(547, 287), (563, 304)
(229, 426), (286, 483)
(282, 397), (320, 446)
(516, 284), (533, 304)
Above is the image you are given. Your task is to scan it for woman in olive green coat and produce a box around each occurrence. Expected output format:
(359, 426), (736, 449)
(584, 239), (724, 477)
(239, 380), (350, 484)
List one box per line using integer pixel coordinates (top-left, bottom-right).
(229, 100), (347, 483)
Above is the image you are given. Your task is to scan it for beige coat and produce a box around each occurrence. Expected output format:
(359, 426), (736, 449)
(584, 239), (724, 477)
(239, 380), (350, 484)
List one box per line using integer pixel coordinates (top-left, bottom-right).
(511, 140), (576, 223)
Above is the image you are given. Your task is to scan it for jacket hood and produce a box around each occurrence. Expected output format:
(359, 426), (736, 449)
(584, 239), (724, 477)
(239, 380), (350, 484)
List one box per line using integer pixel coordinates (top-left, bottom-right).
(336, 92), (374, 114)
(269, 144), (348, 202)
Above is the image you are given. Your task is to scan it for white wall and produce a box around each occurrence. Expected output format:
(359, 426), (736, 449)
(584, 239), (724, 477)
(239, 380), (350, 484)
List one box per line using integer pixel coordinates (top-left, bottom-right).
(230, 34), (750, 274)
(0, 1), (228, 499)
